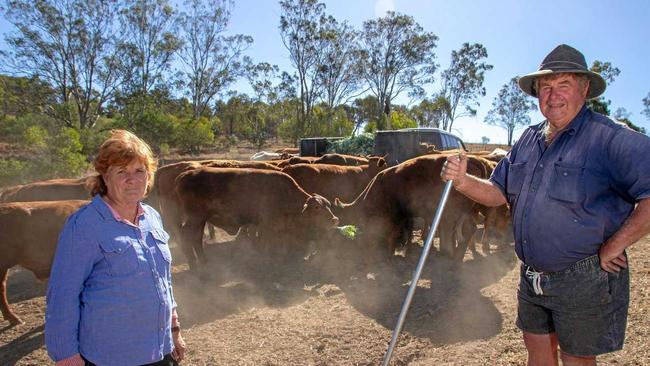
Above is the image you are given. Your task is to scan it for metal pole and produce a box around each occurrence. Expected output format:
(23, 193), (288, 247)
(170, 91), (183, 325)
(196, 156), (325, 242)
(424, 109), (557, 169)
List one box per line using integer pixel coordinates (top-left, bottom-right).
(382, 180), (454, 366)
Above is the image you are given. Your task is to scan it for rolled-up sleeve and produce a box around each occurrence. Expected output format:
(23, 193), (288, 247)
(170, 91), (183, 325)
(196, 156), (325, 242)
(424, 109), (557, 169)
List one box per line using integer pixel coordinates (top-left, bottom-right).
(45, 216), (98, 362)
(489, 155), (510, 196)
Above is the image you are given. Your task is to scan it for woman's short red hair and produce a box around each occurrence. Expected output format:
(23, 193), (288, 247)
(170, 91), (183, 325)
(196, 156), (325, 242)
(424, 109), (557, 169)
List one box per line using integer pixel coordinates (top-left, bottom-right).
(87, 130), (157, 196)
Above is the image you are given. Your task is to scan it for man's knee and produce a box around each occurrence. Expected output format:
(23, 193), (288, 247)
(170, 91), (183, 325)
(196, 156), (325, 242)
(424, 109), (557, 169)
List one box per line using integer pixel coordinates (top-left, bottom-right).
(523, 332), (559, 366)
(559, 351), (596, 366)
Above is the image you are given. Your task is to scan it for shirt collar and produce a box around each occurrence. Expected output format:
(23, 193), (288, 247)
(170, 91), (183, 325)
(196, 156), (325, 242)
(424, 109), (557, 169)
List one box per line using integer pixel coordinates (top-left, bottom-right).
(543, 104), (589, 137)
(92, 194), (145, 226)
(562, 104), (589, 136)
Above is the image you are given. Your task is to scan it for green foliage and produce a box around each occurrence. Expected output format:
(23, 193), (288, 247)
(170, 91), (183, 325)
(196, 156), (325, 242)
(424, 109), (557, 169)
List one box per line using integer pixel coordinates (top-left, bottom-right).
(390, 110), (417, 130)
(310, 106), (354, 137)
(2, 0), (123, 129)
(78, 121), (112, 157)
(179, 0), (252, 118)
(350, 95), (381, 132)
(0, 75), (55, 118)
(486, 77), (537, 146)
(438, 43), (493, 131)
(2, 126), (90, 185)
(357, 11), (438, 127)
(586, 60), (620, 118)
(0, 113), (61, 143)
(410, 97), (449, 128)
(22, 126), (49, 150)
(613, 108), (646, 134)
(0, 115), (22, 142)
(173, 117), (216, 154)
(279, 0), (328, 135)
(327, 133), (374, 156)
(116, 107), (175, 153)
(364, 120), (378, 134)
(46, 128), (89, 178)
(277, 115), (300, 143)
(214, 134), (239, 150)
(0, 159), (28, 187)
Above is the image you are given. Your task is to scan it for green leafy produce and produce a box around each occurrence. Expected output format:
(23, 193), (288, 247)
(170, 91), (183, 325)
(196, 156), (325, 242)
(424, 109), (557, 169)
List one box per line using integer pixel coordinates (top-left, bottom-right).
(327, 133), (375, 156)
(336, 225), (359, 240)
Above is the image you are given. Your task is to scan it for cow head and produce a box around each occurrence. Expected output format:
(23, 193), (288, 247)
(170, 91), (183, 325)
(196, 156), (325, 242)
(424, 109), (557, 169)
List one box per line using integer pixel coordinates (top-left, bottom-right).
(368, 156), (387, 169)
(301, 193), (339, 228)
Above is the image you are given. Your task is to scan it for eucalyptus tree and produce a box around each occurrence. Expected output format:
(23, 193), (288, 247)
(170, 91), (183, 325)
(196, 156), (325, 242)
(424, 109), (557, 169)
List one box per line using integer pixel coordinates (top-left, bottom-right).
(317, 17), (363, 110)
(437, 43), (493, 131)
(586, 60), (620, 116)
(410, 96), (450, 128)
(613, 107), (646, 134)
(349, 95), (380, 134)
(245, 62), (281, 146)
(486, 77), (537, 146)
(356, 11), (438, 130)
(643, 92), (650, 121)
(178, 0), (252, 119)
(279, 0), (328, 137)
(118, 0), (182, 113)
(1, 0), (125, 129)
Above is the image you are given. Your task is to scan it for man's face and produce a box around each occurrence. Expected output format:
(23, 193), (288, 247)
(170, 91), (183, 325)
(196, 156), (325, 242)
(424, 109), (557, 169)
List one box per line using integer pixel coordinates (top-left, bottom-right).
(537, 73), (589, 130)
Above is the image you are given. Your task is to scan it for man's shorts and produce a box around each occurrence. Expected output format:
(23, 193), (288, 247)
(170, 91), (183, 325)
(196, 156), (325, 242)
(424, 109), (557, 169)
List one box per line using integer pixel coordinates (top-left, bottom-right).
(516, 254), (629, 357)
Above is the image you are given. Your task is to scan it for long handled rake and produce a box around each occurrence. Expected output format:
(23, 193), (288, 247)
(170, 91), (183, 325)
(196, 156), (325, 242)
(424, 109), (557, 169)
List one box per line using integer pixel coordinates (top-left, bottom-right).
(382, 179), (454, 365)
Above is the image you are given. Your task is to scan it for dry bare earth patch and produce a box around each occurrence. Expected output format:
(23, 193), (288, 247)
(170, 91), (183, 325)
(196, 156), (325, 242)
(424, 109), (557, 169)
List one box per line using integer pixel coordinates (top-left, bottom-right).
(1, 230), (648, 365)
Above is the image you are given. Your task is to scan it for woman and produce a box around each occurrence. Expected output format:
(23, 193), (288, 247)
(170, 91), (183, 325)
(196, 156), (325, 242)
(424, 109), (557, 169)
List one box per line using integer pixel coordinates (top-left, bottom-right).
(45, 130), (186, 366)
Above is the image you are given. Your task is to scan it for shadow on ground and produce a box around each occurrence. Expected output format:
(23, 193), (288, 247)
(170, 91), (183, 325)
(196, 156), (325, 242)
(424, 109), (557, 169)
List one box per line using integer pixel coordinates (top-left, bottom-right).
(174, 231), (517, 347)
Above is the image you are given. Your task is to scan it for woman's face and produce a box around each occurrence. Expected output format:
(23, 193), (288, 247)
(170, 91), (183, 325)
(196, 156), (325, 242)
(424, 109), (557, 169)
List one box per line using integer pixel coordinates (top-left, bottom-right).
(103, 159), (148, 205)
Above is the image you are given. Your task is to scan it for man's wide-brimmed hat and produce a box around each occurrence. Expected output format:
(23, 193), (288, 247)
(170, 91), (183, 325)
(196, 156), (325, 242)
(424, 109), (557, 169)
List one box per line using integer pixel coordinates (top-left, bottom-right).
(518, 44), (606, 99)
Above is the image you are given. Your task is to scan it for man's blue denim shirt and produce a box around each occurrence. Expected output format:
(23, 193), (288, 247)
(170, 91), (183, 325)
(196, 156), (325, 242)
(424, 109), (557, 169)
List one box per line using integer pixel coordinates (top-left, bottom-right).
(45, 195), (176, 366)
(491, 105), (650, 272)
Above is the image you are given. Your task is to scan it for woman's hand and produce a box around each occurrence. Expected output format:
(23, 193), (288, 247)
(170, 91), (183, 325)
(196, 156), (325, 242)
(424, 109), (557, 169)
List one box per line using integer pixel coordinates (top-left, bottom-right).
(171, 331), (187, 362)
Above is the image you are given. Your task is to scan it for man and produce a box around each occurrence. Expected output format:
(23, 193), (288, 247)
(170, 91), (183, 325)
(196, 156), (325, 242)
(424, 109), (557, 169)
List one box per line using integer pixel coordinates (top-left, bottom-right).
(442, 44), (650, 365)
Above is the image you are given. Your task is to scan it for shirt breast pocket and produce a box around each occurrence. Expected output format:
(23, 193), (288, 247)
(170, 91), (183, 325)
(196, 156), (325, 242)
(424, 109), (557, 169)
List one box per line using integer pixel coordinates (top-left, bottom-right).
(99, 237), (141, 276)
(151, 229), (172, 264)
(548, 163), (584, 204)
(506, 162), (527, 198)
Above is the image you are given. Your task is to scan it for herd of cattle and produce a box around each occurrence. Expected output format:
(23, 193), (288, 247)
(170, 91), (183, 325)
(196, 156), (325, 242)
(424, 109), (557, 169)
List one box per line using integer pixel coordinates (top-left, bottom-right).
(0, 148), (510, 326)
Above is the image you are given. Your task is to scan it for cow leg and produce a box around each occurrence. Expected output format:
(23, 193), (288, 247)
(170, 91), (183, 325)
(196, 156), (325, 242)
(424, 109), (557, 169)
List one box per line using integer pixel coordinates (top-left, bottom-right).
(180, 217), (206, 270)
(481, 208), (497, 254)
(0, 267), (23, 325)
(159, 198), (183, 247)
(438, 219), (455, 257)
(206, 223), (217, 241)
(453, 213), (478, 262)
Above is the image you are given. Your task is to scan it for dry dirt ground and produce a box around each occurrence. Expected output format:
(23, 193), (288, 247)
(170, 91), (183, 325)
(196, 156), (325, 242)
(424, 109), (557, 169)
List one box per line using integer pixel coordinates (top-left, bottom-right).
(1, 230), (648, 366)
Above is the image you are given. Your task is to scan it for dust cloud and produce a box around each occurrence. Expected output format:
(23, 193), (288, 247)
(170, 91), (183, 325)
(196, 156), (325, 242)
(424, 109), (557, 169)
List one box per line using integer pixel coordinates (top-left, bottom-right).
(169, 221), (518, 347)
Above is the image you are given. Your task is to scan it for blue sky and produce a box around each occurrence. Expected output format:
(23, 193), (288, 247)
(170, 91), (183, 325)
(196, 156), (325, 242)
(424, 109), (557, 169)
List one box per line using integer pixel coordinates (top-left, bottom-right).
(2, 0), (649, 144)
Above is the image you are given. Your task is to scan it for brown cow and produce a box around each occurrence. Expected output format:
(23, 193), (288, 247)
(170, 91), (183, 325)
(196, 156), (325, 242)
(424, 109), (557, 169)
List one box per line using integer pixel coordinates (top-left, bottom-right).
(334, 154), (490, 262)
(281, 158), (387, 202)
(313, 153), (370, 166)
(152, 160), (281, 229)
(0, 200), (88, 325)
(175, 167), (339, 269)
(274, 147), (299, 155)
(271, 156), (320, 168)
(0, 177), (91, 203)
